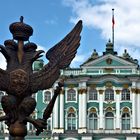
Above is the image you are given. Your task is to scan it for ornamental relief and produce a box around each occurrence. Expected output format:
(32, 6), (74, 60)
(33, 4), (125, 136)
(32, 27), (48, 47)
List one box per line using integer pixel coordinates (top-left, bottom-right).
(123, 107), (129, 113)
(123, 84), (129, 89)
(78, 88), (87, 94)
(131, 88), (140, 94)
(105, 82), (113, 88)
(89, 107), (97, 113)
(98, 90), (104, 94)
(115, 90), (121, 94)
(60, 88), (65, 94)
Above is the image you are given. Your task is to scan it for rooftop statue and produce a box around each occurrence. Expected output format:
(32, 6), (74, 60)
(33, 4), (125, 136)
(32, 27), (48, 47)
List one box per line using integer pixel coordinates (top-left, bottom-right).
(0, 16), (82, 140)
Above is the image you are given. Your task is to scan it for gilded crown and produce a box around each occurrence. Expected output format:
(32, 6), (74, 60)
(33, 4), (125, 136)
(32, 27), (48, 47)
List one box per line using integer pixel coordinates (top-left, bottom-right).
(9, 16), (33, 41)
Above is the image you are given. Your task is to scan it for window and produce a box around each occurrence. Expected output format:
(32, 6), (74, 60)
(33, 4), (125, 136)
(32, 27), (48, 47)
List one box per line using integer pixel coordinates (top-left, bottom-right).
(28, 112), (36, 131)
(89, 89), (97, 100)
(47, 119), (51, 130)
(88, 113), (98, 130)
(105, 112), (114, 130)
(0, 111), (4, 133)
(67, 113), (76, 130)
(105, 89), (114, 101)
(67, 107), (76, 130)
(44, 91), (51, 102)
(121, 89), (130, 100)
(122, 113), (130, 130)
(32, 93), (36, 99)
(29, 123), (35, 132)
(0, 91), (4, 102)
(0, 122), (4, 133)
(67, 89), (76, 101)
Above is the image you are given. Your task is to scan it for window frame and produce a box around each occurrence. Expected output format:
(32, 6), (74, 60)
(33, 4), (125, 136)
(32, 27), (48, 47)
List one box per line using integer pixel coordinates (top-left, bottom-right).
(43, 90), (52, 103)
(121, 89), (130, 101)
(105, 88), (114, 101)
(66, 107), (77, 130)
(121, 113), (130, 130)
(88, 88), (98, 101)
(66, 88), (77, 102)
(105, 112), (114, 130)
(67, 112), (76, 130)
(88, 112), (98, 130)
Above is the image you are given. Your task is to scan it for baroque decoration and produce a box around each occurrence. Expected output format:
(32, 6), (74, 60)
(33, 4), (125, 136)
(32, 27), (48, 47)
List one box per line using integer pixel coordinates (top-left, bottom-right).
(0, 16), (82, 140)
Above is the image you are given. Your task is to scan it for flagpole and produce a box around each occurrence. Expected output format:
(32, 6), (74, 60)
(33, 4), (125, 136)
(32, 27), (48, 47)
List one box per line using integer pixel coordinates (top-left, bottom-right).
(112, 8), (115, 47)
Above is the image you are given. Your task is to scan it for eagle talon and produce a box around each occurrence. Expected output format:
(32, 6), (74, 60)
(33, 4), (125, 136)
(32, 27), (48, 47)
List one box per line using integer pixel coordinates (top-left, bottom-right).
(24, 117), (47, 135)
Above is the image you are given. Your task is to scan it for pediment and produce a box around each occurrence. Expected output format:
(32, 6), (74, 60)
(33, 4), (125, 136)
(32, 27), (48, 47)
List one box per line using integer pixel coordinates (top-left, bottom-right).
(81, 54), (137, 69)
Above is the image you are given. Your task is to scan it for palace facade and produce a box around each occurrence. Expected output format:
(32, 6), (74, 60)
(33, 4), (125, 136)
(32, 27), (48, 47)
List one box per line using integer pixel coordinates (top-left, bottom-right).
(1, 40), (140, 140)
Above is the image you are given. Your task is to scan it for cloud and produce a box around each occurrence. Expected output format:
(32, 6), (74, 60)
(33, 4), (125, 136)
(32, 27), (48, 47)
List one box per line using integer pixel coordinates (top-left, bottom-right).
(0, 54), (6, 70)
(45, 19), (57, 25)
(37, 45), (49, 63)
(37, 45), (47, 52)
(63, 0), (140, 61)
(70, 53), (90, 67)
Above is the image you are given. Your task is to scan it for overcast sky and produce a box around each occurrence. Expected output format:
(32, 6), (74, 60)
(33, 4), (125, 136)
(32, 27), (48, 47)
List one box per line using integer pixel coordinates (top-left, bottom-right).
(0, 0), (140, 69)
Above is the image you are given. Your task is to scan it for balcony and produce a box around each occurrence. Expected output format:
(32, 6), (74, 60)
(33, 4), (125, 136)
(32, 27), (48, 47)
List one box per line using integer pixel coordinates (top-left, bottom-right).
(87, 129), (132, 134)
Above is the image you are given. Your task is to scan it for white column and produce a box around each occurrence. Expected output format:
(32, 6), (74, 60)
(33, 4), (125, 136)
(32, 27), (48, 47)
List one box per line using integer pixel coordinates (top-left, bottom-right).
(115, 90), (121, 130)
(78, 91), (82, 129)
(78, 81), (87, 133)
(132, 88), (137, 132)
(59, 89), (64, 132)
(53, 93), (59, 131)
(99, 90), (104, 130)
(82, 89), (87, 132)
(137, 90), (140, 133)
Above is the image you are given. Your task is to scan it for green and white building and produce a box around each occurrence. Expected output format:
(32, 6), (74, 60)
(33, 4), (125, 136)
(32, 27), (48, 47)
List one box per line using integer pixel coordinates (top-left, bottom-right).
(1, 40), (140, 140)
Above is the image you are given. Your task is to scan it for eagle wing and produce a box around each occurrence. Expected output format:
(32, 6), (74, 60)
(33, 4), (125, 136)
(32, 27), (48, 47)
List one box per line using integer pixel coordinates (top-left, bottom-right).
(0, 68), (9, 91)
(30, 20), (82, 93)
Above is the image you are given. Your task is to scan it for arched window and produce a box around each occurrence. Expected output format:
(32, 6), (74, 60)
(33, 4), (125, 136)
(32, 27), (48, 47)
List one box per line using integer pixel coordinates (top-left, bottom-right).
(105, 89), (114, 101)
(67, 108), (76, 130)
(44, 91), (51, 102)
(122, 113), (130, 130)
(89, 89), (97, 100)
(105, 112), (114, 130)
(88, 112), (98, 130)
(0, 91), (4, 102)
(67, 89), (76, 101)
(121, 89), (130, 100)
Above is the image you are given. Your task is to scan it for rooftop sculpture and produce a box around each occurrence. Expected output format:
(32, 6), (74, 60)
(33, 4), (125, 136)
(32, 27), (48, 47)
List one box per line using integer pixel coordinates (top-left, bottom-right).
(0, 16), (82, 140)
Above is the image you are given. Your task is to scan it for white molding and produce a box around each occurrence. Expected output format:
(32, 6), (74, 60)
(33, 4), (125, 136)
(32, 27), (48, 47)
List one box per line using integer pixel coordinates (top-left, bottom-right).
(65, 106), (78, 130)
(65, 87), (77, 103)
(42, 89), (53, 104)
(82, 54), (137, 67)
